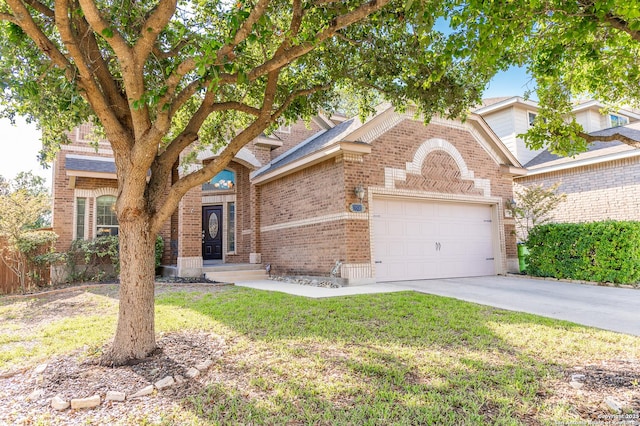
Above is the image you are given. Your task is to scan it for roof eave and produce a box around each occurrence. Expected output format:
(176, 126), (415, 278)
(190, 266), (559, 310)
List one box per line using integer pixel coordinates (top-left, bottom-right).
(517, 149), (640, 177)
(251, 141), (371, 185)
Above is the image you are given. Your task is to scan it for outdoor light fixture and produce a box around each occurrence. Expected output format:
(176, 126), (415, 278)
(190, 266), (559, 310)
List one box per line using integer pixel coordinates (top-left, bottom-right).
(354, 185), (365, 202)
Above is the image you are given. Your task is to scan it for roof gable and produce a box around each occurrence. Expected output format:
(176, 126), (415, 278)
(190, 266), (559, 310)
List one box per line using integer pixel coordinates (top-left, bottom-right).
(252, 105), (523, 183)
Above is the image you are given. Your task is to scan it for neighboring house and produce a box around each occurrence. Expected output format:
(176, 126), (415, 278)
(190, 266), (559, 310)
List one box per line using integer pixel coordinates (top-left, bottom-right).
(474, 96), (640, 232)
(514, 123), (640, 224)
(474, 96), (640, 165)
(51, 104), (524, 283)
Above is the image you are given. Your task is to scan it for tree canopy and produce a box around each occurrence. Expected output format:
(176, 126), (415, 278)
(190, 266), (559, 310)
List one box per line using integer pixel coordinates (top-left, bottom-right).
(5, 0), (640, 363)
(1, 0), (502, 363)
(445, 0), (640, 156)
(0, 172), (54, 293)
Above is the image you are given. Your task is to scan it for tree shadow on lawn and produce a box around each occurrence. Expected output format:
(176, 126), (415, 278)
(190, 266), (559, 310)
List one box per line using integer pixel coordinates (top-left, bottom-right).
(156, 286), (633, 424)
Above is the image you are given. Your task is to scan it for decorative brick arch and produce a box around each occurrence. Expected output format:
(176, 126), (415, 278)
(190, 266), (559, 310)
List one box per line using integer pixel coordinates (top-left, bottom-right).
(384, 138), (491, 196)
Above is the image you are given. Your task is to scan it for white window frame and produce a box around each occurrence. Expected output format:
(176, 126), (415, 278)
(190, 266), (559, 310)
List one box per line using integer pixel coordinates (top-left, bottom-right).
(527, 111), (538, 128)
(276, 124), (291, 134)
(226, 201), (236, 254)
(609, 113), (629, 128)
(95, 194), (119, 237)
(73, 197), (89, 240)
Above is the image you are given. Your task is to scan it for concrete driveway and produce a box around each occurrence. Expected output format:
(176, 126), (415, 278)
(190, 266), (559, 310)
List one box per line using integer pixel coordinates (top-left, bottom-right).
(385, 275), (640, 337)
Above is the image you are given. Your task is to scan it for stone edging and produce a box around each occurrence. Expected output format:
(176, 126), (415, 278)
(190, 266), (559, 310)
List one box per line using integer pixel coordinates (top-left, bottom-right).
(28, 355), (220, 411)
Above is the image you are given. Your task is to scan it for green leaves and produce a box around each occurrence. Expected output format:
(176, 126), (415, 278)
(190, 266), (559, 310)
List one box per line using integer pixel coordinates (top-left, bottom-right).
(101, 27), (114, 38)
(527, 221), (640, 285)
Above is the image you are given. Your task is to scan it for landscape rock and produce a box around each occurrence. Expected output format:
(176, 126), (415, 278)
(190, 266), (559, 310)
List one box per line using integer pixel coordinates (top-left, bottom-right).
(604, 397), (622, 413)
(105, 391), (126, 402)
(185, 367), (200, 378)
(155, 376), (175, 390)
(130, 384), (154, 399)
(26, 388), (44, 401)
(569, 381), (584, 389)
(33, 363), (48, 375)
(51, 395), (70, 411)
(70, 394), (101, 409)
(174, 374), (185, 385)
(571, 374), (586, 382)
(195, 359), (213, 371)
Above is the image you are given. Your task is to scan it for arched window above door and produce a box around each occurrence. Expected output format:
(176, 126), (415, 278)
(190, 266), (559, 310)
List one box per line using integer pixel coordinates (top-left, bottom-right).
(203, 169), (236, 191)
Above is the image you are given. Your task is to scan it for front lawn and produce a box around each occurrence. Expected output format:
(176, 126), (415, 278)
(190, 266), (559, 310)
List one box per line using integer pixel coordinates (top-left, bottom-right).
(1, 284), (638, 424)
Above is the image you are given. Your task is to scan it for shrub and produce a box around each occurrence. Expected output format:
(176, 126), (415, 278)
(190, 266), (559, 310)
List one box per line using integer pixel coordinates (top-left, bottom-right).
(527, 221), (640, 285)
(64, 234), (164, 283)
(155, 235), (164, 268)
(508, 182), (566, 243)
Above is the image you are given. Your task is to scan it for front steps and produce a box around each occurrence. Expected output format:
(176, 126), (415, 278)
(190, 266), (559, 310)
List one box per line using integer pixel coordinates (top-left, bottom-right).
(204, 263), (268, 283)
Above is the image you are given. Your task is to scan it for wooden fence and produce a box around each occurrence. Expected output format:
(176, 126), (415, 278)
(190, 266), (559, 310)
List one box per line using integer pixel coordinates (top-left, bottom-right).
(0, 235), (52, 295)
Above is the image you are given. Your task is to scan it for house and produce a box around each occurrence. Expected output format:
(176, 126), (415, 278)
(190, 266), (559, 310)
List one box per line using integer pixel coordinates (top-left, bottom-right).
(474, 97), (640, 228)
(514, 123), (640, 224)
(474, 96), (640, 165)
(51, 104), (524, 283)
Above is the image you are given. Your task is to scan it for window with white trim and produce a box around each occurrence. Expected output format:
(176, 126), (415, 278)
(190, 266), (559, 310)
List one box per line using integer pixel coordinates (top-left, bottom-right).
(75, 197), (87, 240)
(610, 114), (628, 128)
(227, 202), (235, 253)
(527, 111), (537, 128)
(96, 195), (119, 237)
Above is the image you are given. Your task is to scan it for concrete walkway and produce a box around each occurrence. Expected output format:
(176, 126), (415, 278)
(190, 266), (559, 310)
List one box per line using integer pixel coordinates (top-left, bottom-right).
(236, 275), (640, 336)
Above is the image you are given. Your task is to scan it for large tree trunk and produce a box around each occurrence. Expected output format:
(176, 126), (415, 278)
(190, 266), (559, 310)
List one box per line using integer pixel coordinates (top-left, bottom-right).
(102, 215), (157, 365)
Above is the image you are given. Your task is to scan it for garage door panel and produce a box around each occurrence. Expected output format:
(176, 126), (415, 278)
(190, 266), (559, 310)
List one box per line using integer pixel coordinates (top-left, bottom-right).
(373, 198), (497, 282)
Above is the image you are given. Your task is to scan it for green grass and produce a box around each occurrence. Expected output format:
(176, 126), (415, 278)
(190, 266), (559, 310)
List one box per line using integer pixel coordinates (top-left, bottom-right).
(1, 286), (638, 424)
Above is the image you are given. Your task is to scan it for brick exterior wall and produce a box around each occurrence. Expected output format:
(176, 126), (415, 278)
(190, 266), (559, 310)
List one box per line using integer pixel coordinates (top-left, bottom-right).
(358, 120), (516, 260)
(258, 159), (346, 276)
(255, 117), (517, 278)
(53, 114), (517, 279)
(515, 157), (640, 223)
(51, 138), (116, 252)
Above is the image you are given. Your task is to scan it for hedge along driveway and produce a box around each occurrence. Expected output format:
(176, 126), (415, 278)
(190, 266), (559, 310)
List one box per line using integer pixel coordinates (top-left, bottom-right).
(379, 275), (640, 336)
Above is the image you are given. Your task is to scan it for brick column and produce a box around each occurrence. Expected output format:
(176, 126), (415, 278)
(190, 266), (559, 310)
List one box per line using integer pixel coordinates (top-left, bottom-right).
(176, 168), (203, 277)
(249, 182), (262, 264)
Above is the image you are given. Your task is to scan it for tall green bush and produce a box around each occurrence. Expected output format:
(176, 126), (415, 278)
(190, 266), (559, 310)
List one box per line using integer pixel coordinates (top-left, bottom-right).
(64, 235), (164, 283)
(527, 221), (640, 285)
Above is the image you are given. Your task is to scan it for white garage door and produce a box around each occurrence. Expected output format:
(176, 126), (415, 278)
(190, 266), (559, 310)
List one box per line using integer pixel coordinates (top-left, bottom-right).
(373, 198), (496, 282)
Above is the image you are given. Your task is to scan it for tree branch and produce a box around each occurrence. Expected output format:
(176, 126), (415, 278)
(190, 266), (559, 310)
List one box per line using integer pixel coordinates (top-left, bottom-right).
(215, 0), (271, 64)
(54, 0), (129, 149)
(270, 84), (330, 122)
(579, 131), (640, 148)
(133, 0), (178, 63)
(5, 0), (71, 70)
(230, 0), (390, 84)
(577, 0), (640, 43)
(0, 12), (19, 24)
(23, 0), (54, 18)
(152, 39), (189, 60)
(76, 0), (131, 61)
(76, 0), (152, 137)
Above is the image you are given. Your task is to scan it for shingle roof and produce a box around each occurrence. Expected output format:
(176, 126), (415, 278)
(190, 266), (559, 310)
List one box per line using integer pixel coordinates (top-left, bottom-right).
(525, 124), (640, 168)
(65, 155), (116, 174)
(253, 118), (362, 177)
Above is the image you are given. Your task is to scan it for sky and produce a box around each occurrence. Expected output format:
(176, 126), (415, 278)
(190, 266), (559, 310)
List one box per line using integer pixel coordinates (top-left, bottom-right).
(0, 66), (534, 189)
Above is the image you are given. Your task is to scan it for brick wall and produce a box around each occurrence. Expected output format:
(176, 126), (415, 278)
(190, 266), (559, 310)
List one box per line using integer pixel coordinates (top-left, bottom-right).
(259, 159), (346, 275)
(515, 157), (640, 223)
(51, 151), (118, 252)
(359, 120), (516, 259)
(257, 117), (517, 277)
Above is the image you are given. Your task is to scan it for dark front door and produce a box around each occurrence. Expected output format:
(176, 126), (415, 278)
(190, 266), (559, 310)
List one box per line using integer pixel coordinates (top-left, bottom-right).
(202, 206), (223, 260)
